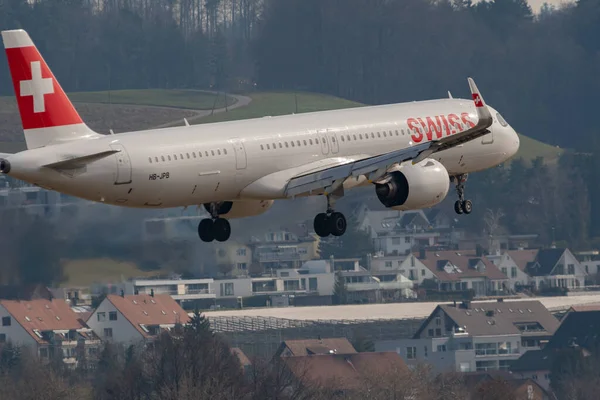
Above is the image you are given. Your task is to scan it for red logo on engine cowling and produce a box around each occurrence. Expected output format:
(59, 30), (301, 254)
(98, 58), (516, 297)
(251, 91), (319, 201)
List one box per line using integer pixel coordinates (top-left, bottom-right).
(407, 113), (475, 143)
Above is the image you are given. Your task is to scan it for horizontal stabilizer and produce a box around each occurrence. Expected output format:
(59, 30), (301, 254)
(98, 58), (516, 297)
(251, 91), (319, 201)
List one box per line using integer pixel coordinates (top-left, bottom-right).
(43, 150), (119, 170)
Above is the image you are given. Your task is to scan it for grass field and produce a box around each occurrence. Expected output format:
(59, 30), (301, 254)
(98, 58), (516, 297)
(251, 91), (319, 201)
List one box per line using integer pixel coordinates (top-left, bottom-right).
(69, 89), (236, 110)
(61, 258), (159, 287)
(197, 92), (362, 124)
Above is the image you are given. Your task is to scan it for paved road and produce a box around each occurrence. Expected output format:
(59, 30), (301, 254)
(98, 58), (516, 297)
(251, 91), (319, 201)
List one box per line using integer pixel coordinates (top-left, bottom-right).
(203, 294), (600, 321)
(154, 92), (252, 129)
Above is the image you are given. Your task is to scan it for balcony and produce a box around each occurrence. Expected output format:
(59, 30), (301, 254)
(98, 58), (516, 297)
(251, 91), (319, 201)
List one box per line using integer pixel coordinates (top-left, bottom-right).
(257, 252), (304, 262)
(140, 288), (216, 300)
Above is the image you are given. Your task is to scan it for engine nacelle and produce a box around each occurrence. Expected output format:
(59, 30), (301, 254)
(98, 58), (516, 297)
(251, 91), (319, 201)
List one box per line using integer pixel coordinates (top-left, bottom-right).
(375, 159), (450, 211)
(205, 200), (274, 219)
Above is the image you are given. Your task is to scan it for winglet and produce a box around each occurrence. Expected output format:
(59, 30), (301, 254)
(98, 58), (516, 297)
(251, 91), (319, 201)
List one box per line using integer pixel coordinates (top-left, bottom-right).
(448, 91), (453, 99)
(468, 77), (493, 122)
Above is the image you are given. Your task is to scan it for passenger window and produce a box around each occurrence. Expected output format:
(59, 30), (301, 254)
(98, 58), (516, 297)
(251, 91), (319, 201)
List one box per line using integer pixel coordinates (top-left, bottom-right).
(371, 132), (375, 138)
(332, 137), (336, 142)
(272, 143), (276, 149)
(285, 142), (289, 148)
(217, 149), (221, 155)
(261, 145), (264, 150)
(303, 140), (307, 146)
(168, 155), (171, 161)
(341, 136), (345, 142)
(395, 130), (399, 136)
(193, 152), (197, 158)
(315, 138), (319, 144)
(186, 153), (190, 159)
(377, 132), (381, 138)
(353, 135), (357, 140)
(359, 134), (363, 140)
(205, 151), (209, 157)
(174, 155), (177, 160)
(180, 153), (184, 159)
(211, 150), (215, 156)
(383, 132), (387, 137)
(291, 141), (295, 147)
(278, 143), (282, 148)
(347, 135), (351, 141)
(224, 149), (227, 155)
(155, 157), (159, 162)
(161, 156), (165, 162)
(309, 139), (313, 145)
(148, 157), (152, 163)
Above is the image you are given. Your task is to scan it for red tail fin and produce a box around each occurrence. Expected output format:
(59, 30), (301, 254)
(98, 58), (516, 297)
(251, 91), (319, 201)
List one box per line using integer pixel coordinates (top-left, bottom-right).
(2, 29), (97, 149)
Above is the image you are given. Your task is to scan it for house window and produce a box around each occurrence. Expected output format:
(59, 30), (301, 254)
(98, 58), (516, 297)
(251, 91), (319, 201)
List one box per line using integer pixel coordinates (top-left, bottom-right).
(428, 329), (434, 337)
(237, 263), (247, 270)
(0, 334), (5, 343)
(435, 316), (441, 326)
(406, 346), (417, 359)
(568, 264), (575, 275)
(237, 248), (247, 256)
(421, 269), (426, 276)
(501, 267), (507, 275)
(220, 282), (234, 296)
(435, 328), (441, 336)
(556, 264), (564, 274)
(392, 238), (400, 245)
(39, 347), (48, 357)
(109, 311), (117, 321)
(424, 346), (428, 357)
(475, 343), (497, 356)
(385, 261), (393, 268)
(411, 257), (415, 267)
(309, 278), (318, 291)
(511, 267), (517, 278)
(97, 312), (106, 322)
(405, 237), (411, 243)
(476, 360), (496, 372)
(104, 328), (113, 338)
(437, 345), (446, 352)
(2, 316), (11, 326)
(499, 360), (512, 370)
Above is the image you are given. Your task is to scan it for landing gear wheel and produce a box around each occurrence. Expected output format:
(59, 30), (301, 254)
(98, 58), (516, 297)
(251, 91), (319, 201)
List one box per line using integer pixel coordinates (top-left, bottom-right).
(329, 212), (347, 237)
(198, 219), (214, 242)
(213, 218), (231, 242)
(454, 200), (464, 215)
(462, 200), (473, 215)
(314, 213), (330, 238)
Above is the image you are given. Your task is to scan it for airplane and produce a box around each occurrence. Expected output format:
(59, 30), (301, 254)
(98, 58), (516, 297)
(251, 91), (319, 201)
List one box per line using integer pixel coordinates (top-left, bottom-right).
(0, 29), (519, 243)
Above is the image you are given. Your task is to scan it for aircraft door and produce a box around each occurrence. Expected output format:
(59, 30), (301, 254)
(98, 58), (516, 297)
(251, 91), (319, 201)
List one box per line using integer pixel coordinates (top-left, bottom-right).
(318, 130), (330, 155)
(109, 143), (132, 185)
(481, 123), (494, 145)
(231, 138), (247, 170)
(328, 131), (339, 154)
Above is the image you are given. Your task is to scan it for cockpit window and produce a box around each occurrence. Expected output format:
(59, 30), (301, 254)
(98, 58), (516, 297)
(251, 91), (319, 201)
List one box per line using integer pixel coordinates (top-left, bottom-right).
(496, 113), (508, 127)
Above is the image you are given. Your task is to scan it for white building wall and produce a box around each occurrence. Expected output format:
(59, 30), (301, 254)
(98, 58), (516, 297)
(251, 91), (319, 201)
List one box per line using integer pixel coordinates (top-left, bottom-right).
(0, 305), (38, 348)
(86, 299), (144, 344)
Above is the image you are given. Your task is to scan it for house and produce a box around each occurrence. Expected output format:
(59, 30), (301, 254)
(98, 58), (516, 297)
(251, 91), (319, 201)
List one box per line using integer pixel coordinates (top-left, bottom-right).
(376, 299), (560, 374)
(0, 299), (101, 365)
(282, 352), (408, 392)
(249, 230), (319, 270)
(524, 248), (586, 290)
(417, 250), (510, 297)
(487, 250), (536, 291)
(458, 371), (550, 400)
(215, 241), (253, 276)
(340, 269), (415, 302)
(275, 337), (357, 357)
(86, 294), (190, 343)
(511, 308), (600, 391)
(374, 230), (440, 256)
(369, 251), (436, 285)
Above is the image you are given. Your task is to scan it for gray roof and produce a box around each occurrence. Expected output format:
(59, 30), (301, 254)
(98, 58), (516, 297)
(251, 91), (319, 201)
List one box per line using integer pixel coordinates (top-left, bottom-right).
(526, 248), (565, 277)
(415, 300), (560, 338)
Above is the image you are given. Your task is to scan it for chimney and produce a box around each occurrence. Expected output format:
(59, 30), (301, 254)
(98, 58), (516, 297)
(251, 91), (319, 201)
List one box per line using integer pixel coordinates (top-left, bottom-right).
(453, 300), (457, 307)
(419, 248), (426, 259)
(150, 289), (154, 297)
(497, 298), (504, 303)
(461, 300), (471, 309)
(134, 289), (139, 295)
(120, 289), (124, 298)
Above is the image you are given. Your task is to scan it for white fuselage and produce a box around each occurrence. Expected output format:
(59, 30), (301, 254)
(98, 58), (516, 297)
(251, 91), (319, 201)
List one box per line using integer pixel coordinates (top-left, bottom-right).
(7, 98), (519, 208)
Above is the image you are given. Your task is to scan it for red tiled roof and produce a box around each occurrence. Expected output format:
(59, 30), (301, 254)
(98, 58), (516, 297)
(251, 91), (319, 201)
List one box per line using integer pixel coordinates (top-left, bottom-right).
(280, 338), (357, 357)
(103, 294), (190, 338)
(1, 299), (87, 344)
(568, 303), (600, 312)
(418, 250), (507, 282)
(506, 250), (539, 272)
(283, 352), (408, 390)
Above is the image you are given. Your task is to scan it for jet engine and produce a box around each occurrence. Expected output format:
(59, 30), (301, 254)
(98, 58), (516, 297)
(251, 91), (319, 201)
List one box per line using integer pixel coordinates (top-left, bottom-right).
(375, 159), (450, 211)
(204, 200), (274, 219)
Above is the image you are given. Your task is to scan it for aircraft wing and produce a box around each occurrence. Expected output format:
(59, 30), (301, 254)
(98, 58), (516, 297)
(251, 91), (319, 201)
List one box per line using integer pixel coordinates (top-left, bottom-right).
(284, 77), (493, 198)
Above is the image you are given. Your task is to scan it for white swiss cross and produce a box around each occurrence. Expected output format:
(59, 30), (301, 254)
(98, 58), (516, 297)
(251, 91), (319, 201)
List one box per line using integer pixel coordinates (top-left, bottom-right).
(20, 61), (54, 113)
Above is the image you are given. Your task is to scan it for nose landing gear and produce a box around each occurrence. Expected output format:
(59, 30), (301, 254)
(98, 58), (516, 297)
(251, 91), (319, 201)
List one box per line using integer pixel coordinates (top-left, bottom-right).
(452, 174), (473, 215)
(198, 202), (232, 242)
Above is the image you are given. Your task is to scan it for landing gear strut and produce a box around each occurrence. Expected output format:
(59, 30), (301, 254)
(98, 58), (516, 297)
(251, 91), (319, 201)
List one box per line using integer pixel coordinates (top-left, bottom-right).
(198, 202), (232, 242)
(452, 174), (472, 215)
(313, 194), (347, 238)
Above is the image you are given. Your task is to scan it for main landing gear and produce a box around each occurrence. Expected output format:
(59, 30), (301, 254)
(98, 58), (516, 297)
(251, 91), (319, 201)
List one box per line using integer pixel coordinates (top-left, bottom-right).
(452, 174), (473, 215)
(198, 203), (231, 242)
(313, 194), (347, 238)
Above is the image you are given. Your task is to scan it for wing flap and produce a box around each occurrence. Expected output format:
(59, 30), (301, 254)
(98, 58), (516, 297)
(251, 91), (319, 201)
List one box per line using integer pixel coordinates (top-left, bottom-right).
(43, 150), (119, 170)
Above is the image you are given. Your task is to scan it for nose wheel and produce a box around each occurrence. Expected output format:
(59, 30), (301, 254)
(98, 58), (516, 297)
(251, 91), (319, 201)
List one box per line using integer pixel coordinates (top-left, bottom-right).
(198, 203), (232, 242)
(453, 174), (473, 215)
(313, 194), (347, 238)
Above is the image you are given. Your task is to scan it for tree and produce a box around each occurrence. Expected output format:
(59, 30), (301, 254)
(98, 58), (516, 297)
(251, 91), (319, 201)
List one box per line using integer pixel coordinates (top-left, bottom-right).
(218, 263), (234, 277)
(352, 332), (375, 352)
(332, 271), (348, 305)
